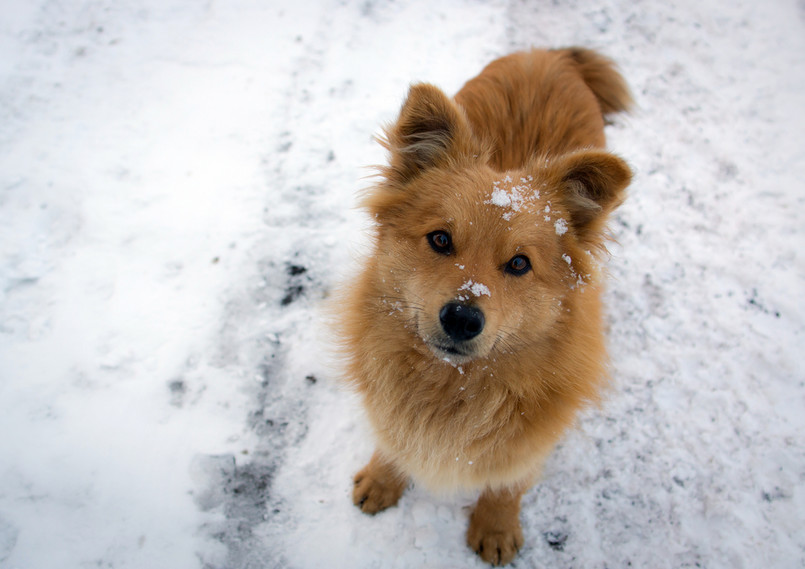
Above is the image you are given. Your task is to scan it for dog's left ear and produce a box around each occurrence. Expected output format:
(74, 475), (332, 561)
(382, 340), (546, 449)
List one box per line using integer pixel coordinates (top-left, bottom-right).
(553, 150), (632, 243)
(381, 83), (479, 184)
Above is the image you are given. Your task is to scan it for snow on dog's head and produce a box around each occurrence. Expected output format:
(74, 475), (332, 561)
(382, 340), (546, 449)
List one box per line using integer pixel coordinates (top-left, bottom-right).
(359, 83), (631, 364)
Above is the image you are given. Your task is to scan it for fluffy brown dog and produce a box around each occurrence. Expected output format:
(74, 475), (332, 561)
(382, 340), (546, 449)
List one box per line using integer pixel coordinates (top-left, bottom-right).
(340, 47), (632, 565)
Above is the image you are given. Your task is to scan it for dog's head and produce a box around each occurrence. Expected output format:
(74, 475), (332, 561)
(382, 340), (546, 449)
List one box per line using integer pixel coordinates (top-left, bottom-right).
(363, 84), (631, 365)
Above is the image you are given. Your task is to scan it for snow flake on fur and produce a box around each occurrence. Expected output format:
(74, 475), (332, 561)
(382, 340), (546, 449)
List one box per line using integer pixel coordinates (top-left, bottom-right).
(485, 175), (538, 221)
(458, 279), (491, 299)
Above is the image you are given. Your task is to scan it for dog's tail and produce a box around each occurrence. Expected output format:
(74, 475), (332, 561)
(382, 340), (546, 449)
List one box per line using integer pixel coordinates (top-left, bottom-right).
(558, 47), (634, 116)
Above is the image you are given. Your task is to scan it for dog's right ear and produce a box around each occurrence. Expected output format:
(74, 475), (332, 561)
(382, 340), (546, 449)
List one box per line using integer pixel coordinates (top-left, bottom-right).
(551, 149), (632, 246)
(380, 83), (478, 184)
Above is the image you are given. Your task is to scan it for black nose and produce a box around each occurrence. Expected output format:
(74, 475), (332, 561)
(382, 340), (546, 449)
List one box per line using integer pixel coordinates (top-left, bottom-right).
(439, 303), (485, 342)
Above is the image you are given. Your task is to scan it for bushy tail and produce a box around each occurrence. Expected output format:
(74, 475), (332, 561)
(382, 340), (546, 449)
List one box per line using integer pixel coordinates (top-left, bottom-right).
(557, 47), (634, 115)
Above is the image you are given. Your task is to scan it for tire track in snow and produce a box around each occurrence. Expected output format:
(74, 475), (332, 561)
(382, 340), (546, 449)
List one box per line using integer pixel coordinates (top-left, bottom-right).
(191, 5), (353, 568)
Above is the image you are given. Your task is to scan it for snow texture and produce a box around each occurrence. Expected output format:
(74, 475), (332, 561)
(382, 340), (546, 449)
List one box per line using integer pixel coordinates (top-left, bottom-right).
(486, 175), (538, 221)
(459, 280), (491, 298)
(0, 1), (804, 568)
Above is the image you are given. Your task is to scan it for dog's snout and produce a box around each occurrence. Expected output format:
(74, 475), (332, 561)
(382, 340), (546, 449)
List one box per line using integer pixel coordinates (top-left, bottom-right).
(439, 303), (485, 342)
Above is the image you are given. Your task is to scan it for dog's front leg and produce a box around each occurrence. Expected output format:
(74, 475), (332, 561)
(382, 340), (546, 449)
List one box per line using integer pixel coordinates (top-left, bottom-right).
(467, 484), (526, 566)
(352, 450), (409, 514)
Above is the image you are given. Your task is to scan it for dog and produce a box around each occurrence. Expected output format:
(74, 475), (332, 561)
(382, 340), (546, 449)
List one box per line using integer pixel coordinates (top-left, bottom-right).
(338, 47), (632, 565)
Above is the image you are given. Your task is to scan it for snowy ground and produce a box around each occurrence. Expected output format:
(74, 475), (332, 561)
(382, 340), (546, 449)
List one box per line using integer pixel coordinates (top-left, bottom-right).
(1, 1), (804, 568)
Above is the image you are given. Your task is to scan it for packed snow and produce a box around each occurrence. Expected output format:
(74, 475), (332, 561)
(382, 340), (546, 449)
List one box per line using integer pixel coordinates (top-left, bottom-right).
(1, 1), (803, 568)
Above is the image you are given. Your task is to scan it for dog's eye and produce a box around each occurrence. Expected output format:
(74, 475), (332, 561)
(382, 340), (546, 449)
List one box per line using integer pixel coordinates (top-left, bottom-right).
(505, 254), (531, 276)
(427, 230), (453, 255)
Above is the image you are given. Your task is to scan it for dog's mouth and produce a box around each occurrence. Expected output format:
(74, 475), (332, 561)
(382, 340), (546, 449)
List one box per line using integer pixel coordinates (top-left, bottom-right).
(433, 344), (465, 356)
(425, 340), (476, 364)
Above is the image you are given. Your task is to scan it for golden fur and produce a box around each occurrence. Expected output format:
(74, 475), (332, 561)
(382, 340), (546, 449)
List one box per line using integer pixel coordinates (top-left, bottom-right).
(339, 47), (632, 565)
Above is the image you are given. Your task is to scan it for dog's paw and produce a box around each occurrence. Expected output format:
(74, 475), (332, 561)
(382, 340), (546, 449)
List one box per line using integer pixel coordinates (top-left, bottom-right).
(467, 511), (524, 566)
(352, 458), (407, 514)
